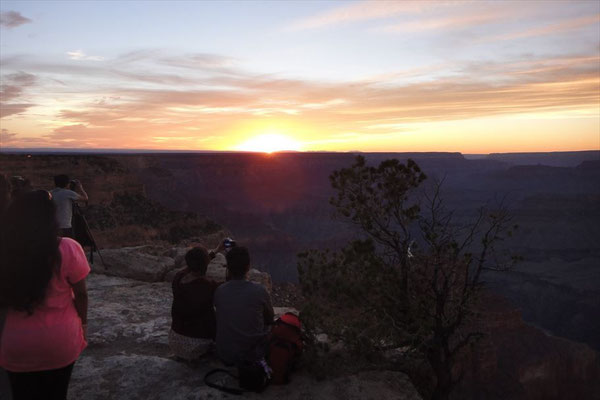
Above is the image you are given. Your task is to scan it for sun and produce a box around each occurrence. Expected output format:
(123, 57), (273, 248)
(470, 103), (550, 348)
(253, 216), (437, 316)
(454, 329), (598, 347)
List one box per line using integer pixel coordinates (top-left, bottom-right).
(236, 134), (302, 153)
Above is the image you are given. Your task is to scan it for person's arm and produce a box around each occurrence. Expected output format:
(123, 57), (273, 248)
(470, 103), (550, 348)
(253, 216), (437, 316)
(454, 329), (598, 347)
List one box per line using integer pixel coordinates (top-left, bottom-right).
(71, 278), (88, 339)
(208, 240), (226, 259)
(75, 181), (89, 202)
(263, 290), (274, 327)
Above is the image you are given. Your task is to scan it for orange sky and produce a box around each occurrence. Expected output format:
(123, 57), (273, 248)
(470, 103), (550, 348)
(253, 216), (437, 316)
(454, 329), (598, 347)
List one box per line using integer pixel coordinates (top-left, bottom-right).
(1, 1), (599, 153)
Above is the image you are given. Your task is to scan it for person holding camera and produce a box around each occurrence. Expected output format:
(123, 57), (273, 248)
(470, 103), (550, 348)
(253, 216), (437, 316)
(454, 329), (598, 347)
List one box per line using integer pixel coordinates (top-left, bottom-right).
(169, 243), (223, 362)
(168, 239), (236, 362)
(50, 175), (88, 238)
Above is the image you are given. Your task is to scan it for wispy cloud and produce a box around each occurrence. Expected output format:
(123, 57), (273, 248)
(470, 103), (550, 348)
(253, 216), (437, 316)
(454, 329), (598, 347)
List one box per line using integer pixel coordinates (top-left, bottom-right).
(288, 0), (598, 44)
(1, 128), (18, 145)
(0, 11), (31, 29)
(287, 1), (427, 31)
(159, 53), (237, 70)
(1, 46), (598, 149)
(67, 50), (105, 61)
(379, 11), (500, 34)
(0, 72), (37, 118)
(487, 14), (600, 42)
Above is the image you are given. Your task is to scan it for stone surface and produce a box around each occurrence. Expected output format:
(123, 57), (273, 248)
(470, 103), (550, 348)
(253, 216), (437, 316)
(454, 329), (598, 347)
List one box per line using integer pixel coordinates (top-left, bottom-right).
(95, 247), (272, 292)
(273, 307), (299, 319)
(95, 246), (176, 282)
(247, 267), (272, 293)
(68, 273), (422, 400)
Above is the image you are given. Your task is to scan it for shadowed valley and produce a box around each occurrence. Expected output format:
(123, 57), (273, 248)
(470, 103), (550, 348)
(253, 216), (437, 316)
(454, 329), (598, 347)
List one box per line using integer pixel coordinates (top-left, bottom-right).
(1, 150), (599, 398)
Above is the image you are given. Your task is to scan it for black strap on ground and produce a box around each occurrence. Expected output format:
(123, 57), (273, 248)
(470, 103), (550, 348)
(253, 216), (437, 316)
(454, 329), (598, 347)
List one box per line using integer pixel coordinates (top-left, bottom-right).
(203, 369), (244, 395)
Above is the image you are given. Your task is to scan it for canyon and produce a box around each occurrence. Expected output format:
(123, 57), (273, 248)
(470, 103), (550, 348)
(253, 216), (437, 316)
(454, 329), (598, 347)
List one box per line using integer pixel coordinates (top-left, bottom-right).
(1, 150), (599, 398)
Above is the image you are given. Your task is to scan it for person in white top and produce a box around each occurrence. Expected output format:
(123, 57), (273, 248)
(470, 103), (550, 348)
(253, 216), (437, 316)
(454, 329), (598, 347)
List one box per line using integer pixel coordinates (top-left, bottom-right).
(50, 174), (88, 238)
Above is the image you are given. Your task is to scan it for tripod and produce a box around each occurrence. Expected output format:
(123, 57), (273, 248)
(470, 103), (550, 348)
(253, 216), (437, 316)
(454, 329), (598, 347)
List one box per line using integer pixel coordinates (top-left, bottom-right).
(72, 203), (107, 268)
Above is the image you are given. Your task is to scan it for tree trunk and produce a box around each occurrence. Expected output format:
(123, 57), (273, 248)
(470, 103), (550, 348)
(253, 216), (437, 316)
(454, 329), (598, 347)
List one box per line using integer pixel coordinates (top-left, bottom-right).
(428, 339), (453, 400)
(431, 373), (451, 400)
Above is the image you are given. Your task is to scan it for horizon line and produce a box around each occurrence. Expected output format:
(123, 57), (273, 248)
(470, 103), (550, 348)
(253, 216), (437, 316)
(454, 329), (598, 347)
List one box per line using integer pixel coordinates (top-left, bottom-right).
(1, 148), (599, 156)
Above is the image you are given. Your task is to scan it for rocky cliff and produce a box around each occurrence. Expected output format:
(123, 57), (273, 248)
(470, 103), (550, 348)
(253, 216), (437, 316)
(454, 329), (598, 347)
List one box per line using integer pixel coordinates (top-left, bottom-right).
(85, 245), (599, 400)
(68, 248), (421, 400)
(451, 294), (600, 399)
(2, 151), (599, 398)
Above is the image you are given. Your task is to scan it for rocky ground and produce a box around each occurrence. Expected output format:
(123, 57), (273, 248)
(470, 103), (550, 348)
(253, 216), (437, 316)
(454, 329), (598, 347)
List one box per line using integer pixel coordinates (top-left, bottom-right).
(69, 273), (421, 400)
(66, 244), (600, 400)
(271, 283), (305, 309)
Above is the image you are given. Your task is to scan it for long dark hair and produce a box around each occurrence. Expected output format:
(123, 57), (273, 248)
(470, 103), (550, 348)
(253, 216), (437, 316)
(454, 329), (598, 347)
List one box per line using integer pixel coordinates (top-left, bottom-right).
(0, 190), (61, 314)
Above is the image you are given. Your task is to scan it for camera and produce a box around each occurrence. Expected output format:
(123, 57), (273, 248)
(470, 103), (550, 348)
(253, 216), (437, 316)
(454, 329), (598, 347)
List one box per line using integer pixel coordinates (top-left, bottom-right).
(10, 176), (26, 186)
(223, 237), (236, 249)
(69, 179), (79, 191)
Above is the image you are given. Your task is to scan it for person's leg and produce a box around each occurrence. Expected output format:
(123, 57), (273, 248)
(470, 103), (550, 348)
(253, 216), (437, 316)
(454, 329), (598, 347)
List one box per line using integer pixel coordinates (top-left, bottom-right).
(0, 368), (13, 400)
(41, 363), (74, 400)
(7, 363), (74, 400)
(6, 370), (40, 400)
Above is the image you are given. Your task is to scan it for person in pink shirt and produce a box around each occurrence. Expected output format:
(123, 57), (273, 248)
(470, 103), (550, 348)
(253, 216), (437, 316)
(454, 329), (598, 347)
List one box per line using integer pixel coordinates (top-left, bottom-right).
(0, 190), (89, 400)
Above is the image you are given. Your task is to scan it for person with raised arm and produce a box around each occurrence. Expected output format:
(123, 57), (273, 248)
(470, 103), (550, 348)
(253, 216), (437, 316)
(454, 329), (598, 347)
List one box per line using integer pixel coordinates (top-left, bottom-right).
(50, 175), (88, 238)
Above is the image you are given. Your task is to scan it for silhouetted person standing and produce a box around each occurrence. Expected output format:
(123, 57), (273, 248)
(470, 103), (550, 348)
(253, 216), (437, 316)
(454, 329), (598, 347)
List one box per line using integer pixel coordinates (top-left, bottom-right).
(50, 175), (88, 238)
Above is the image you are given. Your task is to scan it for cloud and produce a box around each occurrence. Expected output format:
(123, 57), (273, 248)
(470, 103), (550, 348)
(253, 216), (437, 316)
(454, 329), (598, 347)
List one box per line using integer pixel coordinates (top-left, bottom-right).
(158, 53), (237, 70)
(2, 46), (598, 149)
(0, 103), (35, 118)
(67, 50), (105, 61)
(1, 72), (37, 118)
(487, 14), (600, 42)
(0, 11), (31, 28)
(46, 52), (598, 133)
(0, 129), (55, 148)
(287, 1), (427, 30)
(288, 0), (599, 44)
(1, 128), (18, 145)
(379, 11), (501, 34)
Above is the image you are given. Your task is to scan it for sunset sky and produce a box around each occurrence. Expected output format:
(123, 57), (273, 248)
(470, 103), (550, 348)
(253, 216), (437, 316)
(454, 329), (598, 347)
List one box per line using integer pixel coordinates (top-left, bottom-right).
(1, 1), (599, 153)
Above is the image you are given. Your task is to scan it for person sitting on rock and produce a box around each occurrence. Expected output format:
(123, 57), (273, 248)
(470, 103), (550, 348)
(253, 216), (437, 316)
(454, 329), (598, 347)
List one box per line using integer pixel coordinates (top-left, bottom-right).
(169, 245), (223, 362)
(214, 246), (274, 366)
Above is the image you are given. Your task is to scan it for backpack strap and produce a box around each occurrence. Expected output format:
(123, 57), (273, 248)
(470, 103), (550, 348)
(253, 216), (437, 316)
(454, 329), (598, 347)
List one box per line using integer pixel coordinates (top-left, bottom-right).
(204, 369), (244, 396)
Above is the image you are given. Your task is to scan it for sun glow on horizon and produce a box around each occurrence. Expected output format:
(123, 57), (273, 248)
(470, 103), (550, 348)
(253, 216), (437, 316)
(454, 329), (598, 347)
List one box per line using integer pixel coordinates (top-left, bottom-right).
(236, 133), (303, 153)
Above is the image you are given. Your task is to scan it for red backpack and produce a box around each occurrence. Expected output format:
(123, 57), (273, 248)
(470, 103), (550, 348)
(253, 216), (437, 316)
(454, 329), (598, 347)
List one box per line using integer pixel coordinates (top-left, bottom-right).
(268, 312), (303, 384)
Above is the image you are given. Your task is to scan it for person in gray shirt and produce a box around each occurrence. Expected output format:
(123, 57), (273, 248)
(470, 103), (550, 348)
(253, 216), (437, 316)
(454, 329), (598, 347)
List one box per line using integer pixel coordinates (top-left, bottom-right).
(214, 246), (274, 366)
(50, 174), (88, 238)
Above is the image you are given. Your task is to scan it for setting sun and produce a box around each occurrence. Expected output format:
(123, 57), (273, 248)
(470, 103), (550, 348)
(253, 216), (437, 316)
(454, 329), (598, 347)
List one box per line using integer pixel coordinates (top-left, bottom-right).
(236, 134), (303, 153)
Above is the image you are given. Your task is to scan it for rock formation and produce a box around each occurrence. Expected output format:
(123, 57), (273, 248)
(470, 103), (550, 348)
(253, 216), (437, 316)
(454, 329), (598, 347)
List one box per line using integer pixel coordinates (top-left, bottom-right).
(68, 272), (422, 399)
(451, 294), (600, 399)
(2, 152), (599, 398)
(94, 246), (272, 292)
